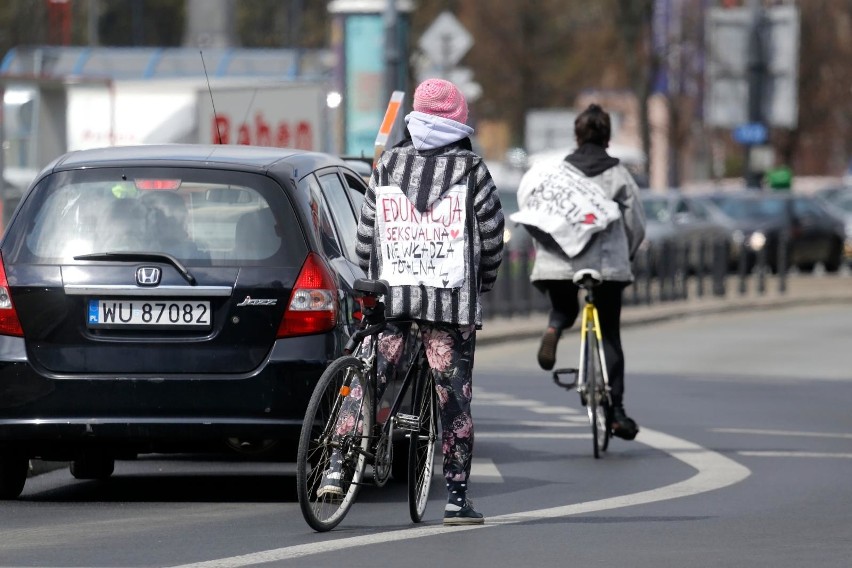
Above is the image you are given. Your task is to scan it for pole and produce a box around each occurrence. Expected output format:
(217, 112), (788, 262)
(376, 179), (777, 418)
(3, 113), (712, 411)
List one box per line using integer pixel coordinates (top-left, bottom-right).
(0, 86), (6, 231)
(744, 0), (767, 189)
(383, 0), (400, 102)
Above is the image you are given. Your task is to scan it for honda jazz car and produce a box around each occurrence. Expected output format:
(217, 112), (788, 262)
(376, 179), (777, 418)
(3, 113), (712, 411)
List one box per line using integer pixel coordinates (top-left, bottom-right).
(0, 144), (374, 498)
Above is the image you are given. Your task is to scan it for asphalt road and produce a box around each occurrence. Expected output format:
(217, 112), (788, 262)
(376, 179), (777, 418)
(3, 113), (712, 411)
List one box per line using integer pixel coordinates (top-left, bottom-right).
(2, 304), (852, 568)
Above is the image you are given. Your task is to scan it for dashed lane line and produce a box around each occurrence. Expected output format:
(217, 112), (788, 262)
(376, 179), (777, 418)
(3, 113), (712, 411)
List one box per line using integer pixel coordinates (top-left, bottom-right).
(470, 458), (504, 483)
(738, 451), (852, 459)
(712, 428), (852, 440)
(477, 432), (589, 440)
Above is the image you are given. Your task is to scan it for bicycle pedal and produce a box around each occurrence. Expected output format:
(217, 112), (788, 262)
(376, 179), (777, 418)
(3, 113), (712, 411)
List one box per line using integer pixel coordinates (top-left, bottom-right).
(394, 413), (420, 431)
(552, 368), (578, 390)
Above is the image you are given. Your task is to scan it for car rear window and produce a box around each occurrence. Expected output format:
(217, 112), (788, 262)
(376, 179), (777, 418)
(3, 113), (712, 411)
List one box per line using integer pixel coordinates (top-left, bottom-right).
(4, 167), (308, 266)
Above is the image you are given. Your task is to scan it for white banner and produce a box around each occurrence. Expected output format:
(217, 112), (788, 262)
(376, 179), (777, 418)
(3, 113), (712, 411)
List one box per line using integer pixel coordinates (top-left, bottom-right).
(511, 162), (620, 257)
(376, 184), (467, 288)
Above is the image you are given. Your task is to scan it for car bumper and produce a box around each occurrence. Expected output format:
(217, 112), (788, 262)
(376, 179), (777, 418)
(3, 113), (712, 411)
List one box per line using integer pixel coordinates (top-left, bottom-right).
(0, 334), (338, 459)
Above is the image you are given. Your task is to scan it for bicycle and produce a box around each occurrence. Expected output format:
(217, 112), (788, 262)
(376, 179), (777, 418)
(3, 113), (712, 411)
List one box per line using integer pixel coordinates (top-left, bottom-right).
(296, 278), (438, 532)
(552, 268), (612, 459)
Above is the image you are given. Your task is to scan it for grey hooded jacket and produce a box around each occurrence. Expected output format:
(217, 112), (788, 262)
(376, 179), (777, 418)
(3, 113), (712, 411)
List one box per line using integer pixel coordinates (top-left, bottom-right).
(523, 158), (646, 283)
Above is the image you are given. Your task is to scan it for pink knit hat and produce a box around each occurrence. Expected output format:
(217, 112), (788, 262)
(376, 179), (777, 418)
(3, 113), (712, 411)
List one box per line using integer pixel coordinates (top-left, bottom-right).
(413, 78), (468, 124)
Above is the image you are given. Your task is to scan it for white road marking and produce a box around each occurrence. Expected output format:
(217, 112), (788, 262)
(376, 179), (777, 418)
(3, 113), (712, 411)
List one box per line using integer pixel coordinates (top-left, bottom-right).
(528, 406), (576, 415)
(738, 451), (852, 459)
(477, 432), (589, 440)
(479, 399), (547, 407)
(168, 425), (751, 568)
(713, 428), (852, 440)
(515, 420), (586, 428)
(470, 458), (503, 482)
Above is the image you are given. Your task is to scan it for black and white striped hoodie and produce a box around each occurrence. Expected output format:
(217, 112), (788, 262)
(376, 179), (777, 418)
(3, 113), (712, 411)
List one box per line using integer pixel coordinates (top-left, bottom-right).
(355, 139), (504, 327)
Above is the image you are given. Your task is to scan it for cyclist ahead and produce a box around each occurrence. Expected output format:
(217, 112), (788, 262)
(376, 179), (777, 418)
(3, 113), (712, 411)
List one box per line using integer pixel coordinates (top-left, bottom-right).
(335, 78), (504, 525)
(515, 103), (646, 440)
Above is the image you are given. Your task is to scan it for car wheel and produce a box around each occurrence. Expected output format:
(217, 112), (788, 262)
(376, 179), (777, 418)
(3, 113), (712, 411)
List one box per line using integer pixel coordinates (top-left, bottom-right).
(70, 453), (115, 480)
(0, 456), (29, 499)
(824, 242), (843, 273)
(797, 262), (816, 273)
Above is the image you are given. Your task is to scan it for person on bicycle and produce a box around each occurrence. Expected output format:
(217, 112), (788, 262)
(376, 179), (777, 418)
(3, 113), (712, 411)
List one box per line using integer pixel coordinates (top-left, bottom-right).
(338, 78), (504, 525)
(518, 103), (646, 440)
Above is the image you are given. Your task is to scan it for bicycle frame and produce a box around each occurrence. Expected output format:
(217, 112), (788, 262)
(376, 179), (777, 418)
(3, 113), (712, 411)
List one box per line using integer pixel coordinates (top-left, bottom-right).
(346, 322), (425, 468)
(576, 290), (611, 398)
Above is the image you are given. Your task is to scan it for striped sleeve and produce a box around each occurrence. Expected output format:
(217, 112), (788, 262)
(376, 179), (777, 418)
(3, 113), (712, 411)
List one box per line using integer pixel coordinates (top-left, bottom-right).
(355, 167), (380, 272)
(472, 162), (505, 292)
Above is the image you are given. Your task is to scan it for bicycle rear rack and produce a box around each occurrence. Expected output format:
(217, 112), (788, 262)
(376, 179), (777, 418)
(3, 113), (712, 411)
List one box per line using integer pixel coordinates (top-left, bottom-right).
(552, 368), (578, 390)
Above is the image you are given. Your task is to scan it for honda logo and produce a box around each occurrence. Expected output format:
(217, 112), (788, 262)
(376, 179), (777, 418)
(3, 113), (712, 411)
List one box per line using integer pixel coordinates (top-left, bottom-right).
(136, 267), (161, 286)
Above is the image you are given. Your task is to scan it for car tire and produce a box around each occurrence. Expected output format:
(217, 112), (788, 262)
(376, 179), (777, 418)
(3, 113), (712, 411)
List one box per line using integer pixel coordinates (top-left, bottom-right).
(0, 456), (29, 499)
(70, 454), (115, 480)
(824, 242), (843, 273)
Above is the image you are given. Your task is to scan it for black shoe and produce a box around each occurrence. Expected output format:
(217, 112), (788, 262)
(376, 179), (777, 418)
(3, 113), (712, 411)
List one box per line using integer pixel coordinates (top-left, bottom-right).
(537, 327), (560, 371)
(316, 452), (344, 498)
(443, 499), (485, 525)
(611, 406), (639, 440)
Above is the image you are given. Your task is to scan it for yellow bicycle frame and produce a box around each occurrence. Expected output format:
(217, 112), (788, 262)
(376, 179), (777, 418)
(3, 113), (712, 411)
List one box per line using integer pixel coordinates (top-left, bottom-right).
(577, 298), (610, 393)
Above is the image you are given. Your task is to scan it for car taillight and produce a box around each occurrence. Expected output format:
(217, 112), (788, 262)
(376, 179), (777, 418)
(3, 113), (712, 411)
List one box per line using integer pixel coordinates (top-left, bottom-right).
(0, 254), (23, 337)
(277, 252), (338, 338)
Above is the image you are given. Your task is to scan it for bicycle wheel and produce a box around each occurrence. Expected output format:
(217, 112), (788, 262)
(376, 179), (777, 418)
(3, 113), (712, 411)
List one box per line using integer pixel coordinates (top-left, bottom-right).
(408, 364), (438, 523)
(585, 333), (608, 459)
(296, 356), (373, 532)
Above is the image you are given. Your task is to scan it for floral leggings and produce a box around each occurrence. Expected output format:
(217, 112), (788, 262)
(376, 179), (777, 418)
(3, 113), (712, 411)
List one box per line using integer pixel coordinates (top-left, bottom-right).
(334, 321), (477, 485)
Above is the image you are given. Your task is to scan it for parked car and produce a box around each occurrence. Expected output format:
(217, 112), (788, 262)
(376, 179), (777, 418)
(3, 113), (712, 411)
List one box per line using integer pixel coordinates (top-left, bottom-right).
(638, 191), (734, 273)
(815, 187), (852, 265)
(0, 144), (382, 499)
(705, 192), (846, 273)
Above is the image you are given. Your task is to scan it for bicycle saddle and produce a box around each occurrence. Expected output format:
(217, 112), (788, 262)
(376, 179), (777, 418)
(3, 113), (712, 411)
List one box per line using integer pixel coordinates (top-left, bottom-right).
(353, 278), (389, 297)
(572, 269), (603, 288)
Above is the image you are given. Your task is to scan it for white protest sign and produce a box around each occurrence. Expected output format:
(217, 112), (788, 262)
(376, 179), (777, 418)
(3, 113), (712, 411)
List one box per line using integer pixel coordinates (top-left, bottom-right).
(376, 185), (467, 288)
(511, 162), (620, 257)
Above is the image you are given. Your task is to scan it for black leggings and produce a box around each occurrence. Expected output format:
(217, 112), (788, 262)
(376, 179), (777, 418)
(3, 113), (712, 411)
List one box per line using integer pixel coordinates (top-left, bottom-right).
(539, 280), (629, 405)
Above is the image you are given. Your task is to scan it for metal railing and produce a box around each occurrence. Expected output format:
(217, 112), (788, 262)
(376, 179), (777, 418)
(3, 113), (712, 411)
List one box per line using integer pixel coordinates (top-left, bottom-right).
(482, 232), (813, 320)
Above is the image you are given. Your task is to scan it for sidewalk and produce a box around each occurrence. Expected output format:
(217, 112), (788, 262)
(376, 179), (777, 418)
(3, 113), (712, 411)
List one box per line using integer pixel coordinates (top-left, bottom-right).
(478, 273), (852, 346)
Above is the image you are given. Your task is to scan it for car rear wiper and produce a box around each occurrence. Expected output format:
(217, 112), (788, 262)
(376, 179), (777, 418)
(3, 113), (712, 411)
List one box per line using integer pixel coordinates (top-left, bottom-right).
(74, 251), (197, 285)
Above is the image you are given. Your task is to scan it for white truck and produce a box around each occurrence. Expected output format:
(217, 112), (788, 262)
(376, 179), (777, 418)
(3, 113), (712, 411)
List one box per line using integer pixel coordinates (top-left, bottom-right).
(0, 78), (329, 211)
(64, 79), (328, 151)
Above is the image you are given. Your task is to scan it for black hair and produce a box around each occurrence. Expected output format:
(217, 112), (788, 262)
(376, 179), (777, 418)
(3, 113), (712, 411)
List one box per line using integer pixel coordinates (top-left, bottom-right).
(574, 103), (611, 147)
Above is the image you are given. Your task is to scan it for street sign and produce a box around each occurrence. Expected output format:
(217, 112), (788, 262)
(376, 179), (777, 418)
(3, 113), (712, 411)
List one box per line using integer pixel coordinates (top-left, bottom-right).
(705, 5), (800, 128)
(418, 11), (473, 69)
(733, 122), (768, 145)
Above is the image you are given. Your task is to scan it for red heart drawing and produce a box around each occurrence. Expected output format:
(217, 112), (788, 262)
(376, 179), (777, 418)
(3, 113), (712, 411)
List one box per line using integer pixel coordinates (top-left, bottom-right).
(582, 213), (597, 225)
(450, 229), (460, 239)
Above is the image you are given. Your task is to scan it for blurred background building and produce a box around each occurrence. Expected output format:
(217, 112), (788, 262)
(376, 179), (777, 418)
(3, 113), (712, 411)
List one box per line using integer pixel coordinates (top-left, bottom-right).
(0, 0), (849, 195)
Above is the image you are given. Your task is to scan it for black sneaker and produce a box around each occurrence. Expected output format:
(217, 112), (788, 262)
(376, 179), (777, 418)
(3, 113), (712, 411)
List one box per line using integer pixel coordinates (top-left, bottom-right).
(316, 453), (344, 498)
(443, 499), (485, 526)
(611, 406), (639, 440)
(537, 327), (560, 371)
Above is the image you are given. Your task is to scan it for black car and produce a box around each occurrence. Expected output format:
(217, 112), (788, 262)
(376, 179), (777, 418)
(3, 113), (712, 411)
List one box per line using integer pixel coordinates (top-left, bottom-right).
(0, 144), (377, 498)
(706, 192), (846, 273)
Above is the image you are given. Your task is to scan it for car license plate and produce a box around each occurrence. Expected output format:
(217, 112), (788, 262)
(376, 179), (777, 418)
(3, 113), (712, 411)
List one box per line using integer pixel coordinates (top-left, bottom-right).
(87, 299), (211, 328)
